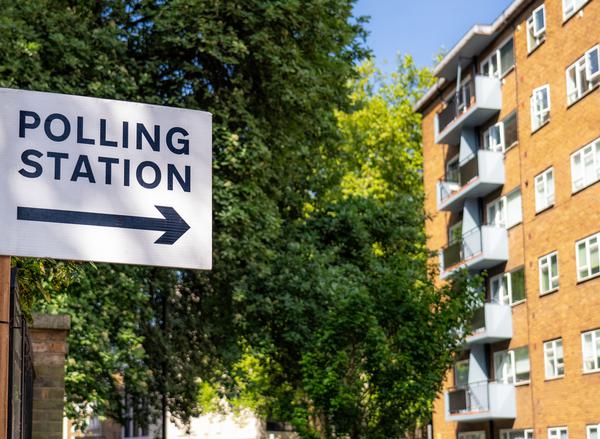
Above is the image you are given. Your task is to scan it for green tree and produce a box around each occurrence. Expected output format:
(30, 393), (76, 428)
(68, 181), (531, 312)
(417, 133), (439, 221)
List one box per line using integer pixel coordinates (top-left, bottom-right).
(212, 59), (481, 438)
(0, 0), (368, 430)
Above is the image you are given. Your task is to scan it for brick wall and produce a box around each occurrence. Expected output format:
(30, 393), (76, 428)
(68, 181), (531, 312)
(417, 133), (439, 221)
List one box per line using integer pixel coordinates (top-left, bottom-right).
(30, 314), (70, 439)
(421, 0), (600, 437)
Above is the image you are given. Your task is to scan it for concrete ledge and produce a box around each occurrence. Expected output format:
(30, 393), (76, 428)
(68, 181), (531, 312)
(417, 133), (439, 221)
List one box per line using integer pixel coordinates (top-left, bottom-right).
(31, 313), (71, 331)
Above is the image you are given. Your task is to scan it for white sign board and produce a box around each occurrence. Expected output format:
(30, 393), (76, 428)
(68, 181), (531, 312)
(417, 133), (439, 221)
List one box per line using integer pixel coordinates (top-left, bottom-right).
(0, 88), (212, 269)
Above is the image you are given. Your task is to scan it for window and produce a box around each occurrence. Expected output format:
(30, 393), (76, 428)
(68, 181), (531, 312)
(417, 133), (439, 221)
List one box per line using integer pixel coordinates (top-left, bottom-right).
(482, 112), (518, 152)
(449, 221), (462, 244)
(577, 233), (600, 281)
(539, 252), (559, 294)
(503, 112), (518, 148)
(454, 359), (469, 388)
(563, 0), (589, 20)
(527, 4), (546, 53)
(487, 189), (522, 228)
(447, 154), (460, 183)
(566, 45), (600, 104)
(490, 267), (526, 305)
(582, 328), (600, 372)
(531, 85), (550, 131)
(571, 137), (600, 192)
(483, 122), (504, 152)
(548, 427), (568, 439)
(588, 424), (599, 439)
(544, 338), (565, 379)
(535, 168), (555, 212)
(501, 430), (534, 439)
(459, 432), (485, 439)
(481, 38), (514, 78)
(494, 346), (530, 384)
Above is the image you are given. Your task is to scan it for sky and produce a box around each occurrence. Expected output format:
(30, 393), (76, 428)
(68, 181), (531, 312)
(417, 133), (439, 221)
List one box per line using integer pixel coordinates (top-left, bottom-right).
(353, 0), (515, 74)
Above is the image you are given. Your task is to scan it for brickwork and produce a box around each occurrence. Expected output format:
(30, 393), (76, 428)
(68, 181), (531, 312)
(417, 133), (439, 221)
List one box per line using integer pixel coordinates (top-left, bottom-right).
(30, 314), (70, 439)
(420, 0), (600, 438)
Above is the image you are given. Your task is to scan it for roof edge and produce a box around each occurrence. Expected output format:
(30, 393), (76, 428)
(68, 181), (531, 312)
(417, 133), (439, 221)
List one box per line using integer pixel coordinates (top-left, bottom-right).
(415, 0), (530, 113)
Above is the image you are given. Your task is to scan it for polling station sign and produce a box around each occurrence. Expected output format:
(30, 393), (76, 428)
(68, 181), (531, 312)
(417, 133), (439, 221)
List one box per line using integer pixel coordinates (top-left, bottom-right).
(0, 88), (212, 269)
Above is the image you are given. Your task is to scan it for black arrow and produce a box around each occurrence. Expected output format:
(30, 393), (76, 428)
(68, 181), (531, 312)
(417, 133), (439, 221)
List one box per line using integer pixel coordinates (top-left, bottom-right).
(17, 205), (190, 245)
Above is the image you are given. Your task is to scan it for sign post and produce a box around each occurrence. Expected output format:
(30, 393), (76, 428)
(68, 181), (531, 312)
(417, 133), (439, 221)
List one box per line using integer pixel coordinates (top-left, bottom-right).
(0, 256), (10, 439)
(0, 88), (212, 269)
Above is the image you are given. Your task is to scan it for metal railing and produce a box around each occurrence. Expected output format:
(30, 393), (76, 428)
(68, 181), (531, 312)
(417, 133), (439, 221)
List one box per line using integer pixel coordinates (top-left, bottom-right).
(447, 381), (490, 415)
(438, 152), (479, 204)
(437, 79), (476, 133)
(8, 269), (35, 439)
(442, 226), (483, 270)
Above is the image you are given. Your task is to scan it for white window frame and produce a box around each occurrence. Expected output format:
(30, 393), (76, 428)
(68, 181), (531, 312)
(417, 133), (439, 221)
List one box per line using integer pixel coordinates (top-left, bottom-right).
(587, 424), (599, 439)
(539, 251), (559, 294)
(563, 0), (589, 20)
(480, 37), (514, 78)
(586, 45), (600, 80)
(527, 4), (546, 53)
(566, 45), (600, 105)
(494, 346), (530, 385)
(576, 232), (600, 282)
(487, 189), (522, 229)
(571, 137), (600, 192)
(548, 427), (568, 439)
(582, 328), (600, 373)
(531, 84), (550, 131)
(535, 167), (555, 213)
(500, 429), (534, 439)
(459, 431), (486, 439)
(482, 121), (505, 152)
(490, 268), (526, 306)
(544, 338), (565, 379)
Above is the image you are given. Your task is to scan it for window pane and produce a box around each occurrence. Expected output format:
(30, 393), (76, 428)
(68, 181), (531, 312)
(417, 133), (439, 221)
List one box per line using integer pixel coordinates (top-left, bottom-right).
(546, 169), (554, 204)
(534, 7), (545, 32)
(550, 254), (559, 288)
(541, 260), (550, 292)
(504, 112), (518, 147)
(455, 361), (469, 388)
(507, 190), (522, 227)
(588, 48), (600, 76)
(514, 347), (530, 382)
(579, 242), (589, 278)
(589, 426), (598, 439)
(511, 269), (525, 302)
(544, 342), (556, 377)
(590, 238), (599, 275)
(500, 39), (515, 75)
(556, 339), (564, 375)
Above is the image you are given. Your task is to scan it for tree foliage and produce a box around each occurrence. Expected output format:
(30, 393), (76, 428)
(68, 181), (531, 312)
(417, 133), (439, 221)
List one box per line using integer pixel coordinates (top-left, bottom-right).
(210, 59), (481, 438)
(0, 1), (480, 436)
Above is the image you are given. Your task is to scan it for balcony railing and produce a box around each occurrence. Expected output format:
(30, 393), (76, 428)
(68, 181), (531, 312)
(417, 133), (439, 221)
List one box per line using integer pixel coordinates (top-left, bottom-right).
(435, 75), (502, 145)
(445, 381), (516, 422)
(437, 80), (475, 134)
(440, 225), (508, 279)
(437, 150), (504, 213)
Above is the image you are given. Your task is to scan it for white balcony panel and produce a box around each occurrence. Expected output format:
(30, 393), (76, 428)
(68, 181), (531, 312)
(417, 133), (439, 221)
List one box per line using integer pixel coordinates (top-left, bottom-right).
(435, 76), (502, 145)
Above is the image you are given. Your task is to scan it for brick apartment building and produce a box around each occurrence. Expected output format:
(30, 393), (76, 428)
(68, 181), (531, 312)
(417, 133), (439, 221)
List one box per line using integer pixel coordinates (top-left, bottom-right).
(415, 0), (600, 438)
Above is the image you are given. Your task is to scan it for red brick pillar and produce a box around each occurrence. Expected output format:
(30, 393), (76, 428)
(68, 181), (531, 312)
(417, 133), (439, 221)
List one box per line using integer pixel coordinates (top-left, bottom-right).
(30, 314), (71, 439)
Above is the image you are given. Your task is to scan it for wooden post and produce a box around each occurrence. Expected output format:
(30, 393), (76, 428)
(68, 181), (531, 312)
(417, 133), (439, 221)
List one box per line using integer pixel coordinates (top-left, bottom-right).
(0, 256), (10, 438)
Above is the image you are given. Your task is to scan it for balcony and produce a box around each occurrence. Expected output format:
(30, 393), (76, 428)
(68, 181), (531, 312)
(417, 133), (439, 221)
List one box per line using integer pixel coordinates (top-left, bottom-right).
(467, 303), (512, 345)
(445, 381), (516, 422)
(435, 75), (502, 145)
(440, 226), (508, 279)
(437, 150), (504, 213)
